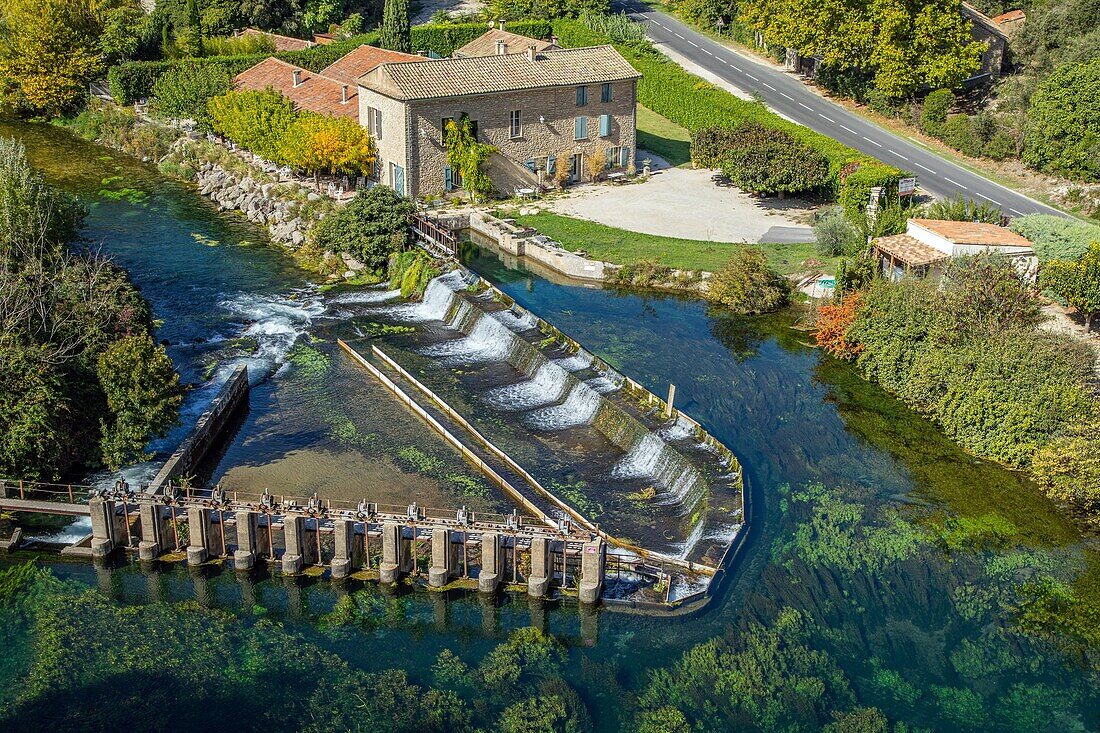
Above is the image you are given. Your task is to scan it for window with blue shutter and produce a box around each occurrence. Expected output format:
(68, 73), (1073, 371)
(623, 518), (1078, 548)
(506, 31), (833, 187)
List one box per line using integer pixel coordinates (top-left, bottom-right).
(620, 146), (630, 167)
(575, 86), (587, 106)
(601, 83), (612, 103)
(574, 116), (587, 140)
(605, 148), (613, 169)
(599, 114), (611, 137)
(547, 155), (556, 176)
(523, 159), (536, 173)
(444, 167), (454, 191)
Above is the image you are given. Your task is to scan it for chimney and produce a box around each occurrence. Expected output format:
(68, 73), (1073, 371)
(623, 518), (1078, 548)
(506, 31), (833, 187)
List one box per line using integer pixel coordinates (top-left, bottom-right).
(341, 84), (349, 103)
(496, 39), (507, 55)
(551, 34), (559, 46)
(527, 45), (537, 62)
(498, 19), (506, 30)
(292, 69), (302, 87)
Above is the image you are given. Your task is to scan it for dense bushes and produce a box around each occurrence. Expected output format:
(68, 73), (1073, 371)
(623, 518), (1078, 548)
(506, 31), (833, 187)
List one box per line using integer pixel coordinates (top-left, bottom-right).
(148, 63), (231, 128)
(837, 163), (904, 224)
(817, 255), (1096, 471)
(919, 89), (954, 136)
(694, 123), (829, 195)
(487, 0), (609, 19)
(553, 18), (901, 199)
(208, 88), (296, 162)
(109, 20), (554, 104)
(707, 246), (790, 313)
(312, 186), (415, 271)
(924, 195), (1002, 224)
(1010, 214), (1100, 264)
(813, 206), (864, 257)
(1023, 58), (1100, 183)
(63, 103), (180, 161)
(0, 138), (182, 479)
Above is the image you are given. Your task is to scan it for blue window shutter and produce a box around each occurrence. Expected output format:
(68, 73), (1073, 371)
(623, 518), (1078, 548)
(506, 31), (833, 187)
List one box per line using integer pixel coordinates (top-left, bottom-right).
(547, 155), (556, 175)
(599, 114), (611, 137)
(524, 159), (536, 173)
(605, 148), (613, 169)
(620, 146), (629, 167)
(601, 83), (612, 103)
(444, 166), (453, 191)
(576, 86), (587, 106)
(575, 117), (587, 140)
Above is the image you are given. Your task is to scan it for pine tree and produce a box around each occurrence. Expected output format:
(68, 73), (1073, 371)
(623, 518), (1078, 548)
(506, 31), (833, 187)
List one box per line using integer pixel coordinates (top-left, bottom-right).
(379, 0), (411, 53)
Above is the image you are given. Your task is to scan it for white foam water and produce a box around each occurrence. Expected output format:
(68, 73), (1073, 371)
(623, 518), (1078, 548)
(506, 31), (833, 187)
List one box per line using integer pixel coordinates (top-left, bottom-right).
(328, 287), (401, 304)
(586, 375), (622, 394)
(420, 309), (517, 363)
(525, 382), (602, 430)
(485, 360), (573, 410)
(220, 291), (323, 385)
(613, 434), (703, 508)
(673, 518), (707, 560)
(493, 308), (539, 332)
(660, 415), (697, 441)
(373, 270), (463, 322)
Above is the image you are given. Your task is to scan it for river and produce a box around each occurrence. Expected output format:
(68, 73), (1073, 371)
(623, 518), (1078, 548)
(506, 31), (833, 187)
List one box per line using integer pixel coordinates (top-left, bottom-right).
(1, 120), (1097, 731)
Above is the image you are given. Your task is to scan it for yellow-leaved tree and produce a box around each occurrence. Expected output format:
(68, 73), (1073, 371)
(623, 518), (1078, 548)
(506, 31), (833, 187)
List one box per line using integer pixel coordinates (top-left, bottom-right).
(0, 0), (106, 116)
(280, 113), (377, 183)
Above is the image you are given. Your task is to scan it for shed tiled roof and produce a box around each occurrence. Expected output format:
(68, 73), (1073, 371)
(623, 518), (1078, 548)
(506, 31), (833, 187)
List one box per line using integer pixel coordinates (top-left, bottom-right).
(873, 234), (950, 267)
(238, 28), (313, 51)
(359, 45), (640, 101)
(234, 57), (358, 119)
(993, 9), (1026, 24)
(320, 45), (422, 86)
(909, 219), (1033, 248)
(454, 29), (558, 58)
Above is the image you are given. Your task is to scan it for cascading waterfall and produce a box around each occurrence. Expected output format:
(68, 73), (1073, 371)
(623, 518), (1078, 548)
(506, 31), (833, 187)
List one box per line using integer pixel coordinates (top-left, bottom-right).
(555, 353), (594, 372)
(329, 288), (401, 304)
(486, 358), (573, 410)
(525, 381), (603, 430)
(422, 306), (520, 363)
(492, 307), (539, 332)
(613, 433), (704, 508)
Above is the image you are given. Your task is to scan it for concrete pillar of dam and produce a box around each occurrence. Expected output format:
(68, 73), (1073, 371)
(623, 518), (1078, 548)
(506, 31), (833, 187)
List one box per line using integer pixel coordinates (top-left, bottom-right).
(331, 519), (360, 579)
(137, 502), (165, 561)
(234, 510), (259, 571)
(379, 522), (410, 584)
(187, 507), (215, 566)
(429, 528), (456, 588)
(578, 538), (606, 605)
(89, 497), (116, 559)
(478, 532), (505, 593)
(282, 515), (306, 574)
(527, 536), (552, 598)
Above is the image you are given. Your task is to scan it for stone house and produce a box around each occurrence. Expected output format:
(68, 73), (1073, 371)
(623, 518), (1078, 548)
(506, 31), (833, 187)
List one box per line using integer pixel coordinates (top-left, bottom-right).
(872, 218), (1037, 281)
(356, 34), (641, 198)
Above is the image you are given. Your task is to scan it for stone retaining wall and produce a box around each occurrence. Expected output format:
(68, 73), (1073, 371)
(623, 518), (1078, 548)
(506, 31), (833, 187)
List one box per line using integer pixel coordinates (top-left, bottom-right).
(194, 161), (315, 248)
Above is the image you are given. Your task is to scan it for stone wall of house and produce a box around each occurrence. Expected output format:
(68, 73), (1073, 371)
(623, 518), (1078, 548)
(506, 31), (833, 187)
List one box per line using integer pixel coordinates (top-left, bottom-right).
(370, 78), (637, 198)
(359, 86), (412, 194)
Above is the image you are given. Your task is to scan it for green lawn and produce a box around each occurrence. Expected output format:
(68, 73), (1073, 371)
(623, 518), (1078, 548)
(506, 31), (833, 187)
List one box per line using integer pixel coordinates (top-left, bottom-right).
(512, 211), (827, 275)
(636, 105), (692, 167)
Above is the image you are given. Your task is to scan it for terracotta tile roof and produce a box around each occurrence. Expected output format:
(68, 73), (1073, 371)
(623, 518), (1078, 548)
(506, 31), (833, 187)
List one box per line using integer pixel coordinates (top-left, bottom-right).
(453, 29), (557, 58)
(359, 45), (641, 101)
(873, 234), (950, 267)
(993, 9), (1026, 23)
(909, 219), (1033, 248)
(320, 45), (422, 86)
(234, 57), (358, 119)
(238, 28), (313, 52)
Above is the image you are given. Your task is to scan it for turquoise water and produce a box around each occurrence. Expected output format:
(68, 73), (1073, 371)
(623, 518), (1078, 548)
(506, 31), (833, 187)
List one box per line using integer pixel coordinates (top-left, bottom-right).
(1, 120), (1098, 731)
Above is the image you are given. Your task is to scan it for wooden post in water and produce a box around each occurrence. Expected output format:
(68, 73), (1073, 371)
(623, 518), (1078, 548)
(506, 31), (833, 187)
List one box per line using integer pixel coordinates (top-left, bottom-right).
(666, 383), (677, 419)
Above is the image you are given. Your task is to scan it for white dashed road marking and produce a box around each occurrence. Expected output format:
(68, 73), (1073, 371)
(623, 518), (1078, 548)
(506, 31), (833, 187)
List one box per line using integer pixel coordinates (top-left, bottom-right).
(943, 176), (964, 188)
(915, 162), (936, 173)
(745, 73), (759, 81)
(819, 113), (834, 123)
(863, 137), (883, 147)
(798, 102), (813, 110)
(1010, 208), (1026, 216)
(888, 150), (909, 160)
(974, 192), (1001, 205)
(840, 124), (857, 134)
(780, 92), (793, 100)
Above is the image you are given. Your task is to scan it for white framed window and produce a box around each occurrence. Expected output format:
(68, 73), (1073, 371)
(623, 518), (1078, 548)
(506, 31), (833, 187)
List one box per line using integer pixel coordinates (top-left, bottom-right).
(509, 110), (522, 139)
(366, 106), (382, 138)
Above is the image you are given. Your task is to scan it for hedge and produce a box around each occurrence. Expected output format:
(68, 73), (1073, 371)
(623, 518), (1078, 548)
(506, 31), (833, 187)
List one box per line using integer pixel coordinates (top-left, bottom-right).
(838, 162), (904, 223)
(552, 19), (903, 200)
(109, 20), (554, 105)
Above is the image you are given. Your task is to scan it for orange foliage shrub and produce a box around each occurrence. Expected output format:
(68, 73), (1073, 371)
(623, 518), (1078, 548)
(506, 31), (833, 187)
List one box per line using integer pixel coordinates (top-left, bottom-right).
(815, 292), (864, 359)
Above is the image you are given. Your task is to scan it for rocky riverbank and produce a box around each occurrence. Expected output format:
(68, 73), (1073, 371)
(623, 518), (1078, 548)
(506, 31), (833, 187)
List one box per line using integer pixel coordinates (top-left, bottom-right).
(194, 163), (314, 248)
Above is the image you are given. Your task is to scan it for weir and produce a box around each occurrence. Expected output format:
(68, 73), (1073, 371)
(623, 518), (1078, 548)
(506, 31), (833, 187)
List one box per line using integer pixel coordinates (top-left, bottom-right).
(339, 266), (745, 571)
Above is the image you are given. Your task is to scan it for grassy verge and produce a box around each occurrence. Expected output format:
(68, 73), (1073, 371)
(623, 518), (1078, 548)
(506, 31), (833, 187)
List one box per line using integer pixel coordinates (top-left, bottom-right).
(636, 105), (692, 167)
(512, 210), (830, 275)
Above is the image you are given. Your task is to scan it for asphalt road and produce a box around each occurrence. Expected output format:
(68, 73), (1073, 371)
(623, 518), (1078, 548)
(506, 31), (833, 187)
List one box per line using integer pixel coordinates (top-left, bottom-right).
(617, 1), (1066, 218)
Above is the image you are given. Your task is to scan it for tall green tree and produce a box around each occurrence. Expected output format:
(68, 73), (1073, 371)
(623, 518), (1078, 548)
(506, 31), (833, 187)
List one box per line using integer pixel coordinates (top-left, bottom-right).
(175, 0), (205, 57)
(739, 0), (984, 99)
(1023, 58), (1100, 182)
(379, 0), (411, 53)
(0, 0), (104, 116)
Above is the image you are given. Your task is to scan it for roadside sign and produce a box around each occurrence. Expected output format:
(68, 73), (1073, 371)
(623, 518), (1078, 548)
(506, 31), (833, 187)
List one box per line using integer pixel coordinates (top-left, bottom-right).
(899, 177), (917, 196)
